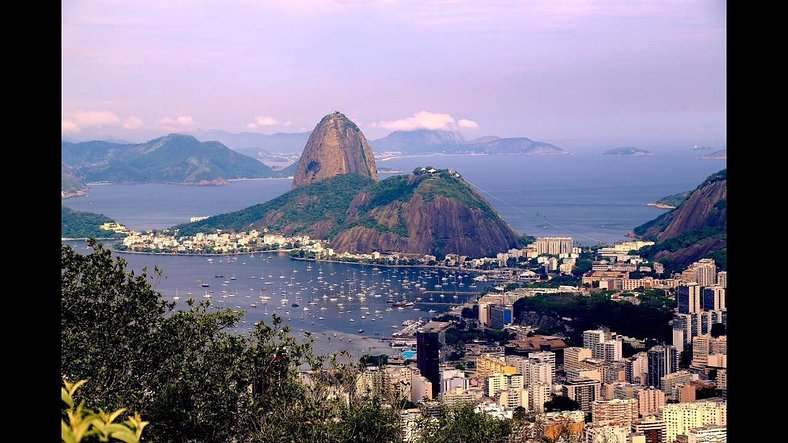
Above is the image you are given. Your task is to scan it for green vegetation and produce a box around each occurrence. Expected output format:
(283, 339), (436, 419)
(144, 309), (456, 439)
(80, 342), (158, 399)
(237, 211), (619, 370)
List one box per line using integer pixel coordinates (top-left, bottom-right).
(62, 134), (287, 184)
(62, 206), (123, 239)
(444, 318), (514, 345)
(512, 289), (676, 344)
(62, 379), (148, 443)
(655, 190), (691, 207)
(415, 170), (497, 218)
(416, 403), (513, 443)
(62, 170), (87, 194)
(175, 174), (373, 236)
(638, 226), (727, 273)
(543, 395), (580, 412)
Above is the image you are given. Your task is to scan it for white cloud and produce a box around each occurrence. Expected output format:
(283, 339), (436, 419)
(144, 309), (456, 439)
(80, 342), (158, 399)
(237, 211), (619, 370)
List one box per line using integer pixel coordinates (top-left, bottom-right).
(123, 116), (144, 129)
(159, 115), (195, 127)
(247, 115), (282, 129)
(62, 119), (81, 134)
(458, 119), (479, 129)
(61, 110), (123, 135)
(373, 111), (480, 131)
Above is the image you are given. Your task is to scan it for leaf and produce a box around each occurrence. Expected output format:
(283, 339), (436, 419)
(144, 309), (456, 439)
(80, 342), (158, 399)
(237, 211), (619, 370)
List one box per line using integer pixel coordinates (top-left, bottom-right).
(62, 387), (73, 409)
(66, 379), (88, 397)
(107, 407), (128, 424)
(61, 419), (75, 443)
(109, 429), (140, 443)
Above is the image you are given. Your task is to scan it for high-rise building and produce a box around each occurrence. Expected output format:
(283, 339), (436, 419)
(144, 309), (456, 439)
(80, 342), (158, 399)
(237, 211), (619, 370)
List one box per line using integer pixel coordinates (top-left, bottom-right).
(637, 387), (666, 417)
(702, 287), (726, 312)
(530, 381), (551, 413)
(498, 388), (529, 409)
(647, 345), (678, 389)
(681, 425), (727, 443)
(410, 372), (433, 402)
(595, 337), (623, 362)
(677, 284), (702, 314)
(661, 371), (693, 402)
(633, 415), (667, 443)
(584, 329), (610, 350)
(477, 355), (516, 378)
(716, 271), (727, 289)
(527, 358), (554, 386)
(627, 352), (649, 386)
(489, 304), (513, 329)
(563, 378), (601, 414)
(485, 373), (524, 397)
(440, 369), (468, 395)
(529, 351), (557, 379)
(535, 237), (574, 256)
(693, 259), (717, 287)
(662, 401), (727, 443)
(591, 398), (637, 428)
(416, 322), (449, 398)
(565, 347), (593, 374)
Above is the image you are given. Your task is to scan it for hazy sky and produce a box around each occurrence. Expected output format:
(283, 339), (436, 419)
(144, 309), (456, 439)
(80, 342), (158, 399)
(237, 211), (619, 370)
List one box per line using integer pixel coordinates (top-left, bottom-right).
(62, 0), (726, 148)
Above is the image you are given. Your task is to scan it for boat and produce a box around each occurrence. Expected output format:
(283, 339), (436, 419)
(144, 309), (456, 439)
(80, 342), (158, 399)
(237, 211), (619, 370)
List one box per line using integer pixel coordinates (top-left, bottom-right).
(358, 329), (364, 333)
(291, 303), (299, 307)
(201, 283), (210, 287)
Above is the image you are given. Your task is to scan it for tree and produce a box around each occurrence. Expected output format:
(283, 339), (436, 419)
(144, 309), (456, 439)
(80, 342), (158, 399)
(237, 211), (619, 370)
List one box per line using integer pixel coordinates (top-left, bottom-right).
(61, 240), (403, 443)
(543, 395), (580, 412)
(416, 403), (513, 443)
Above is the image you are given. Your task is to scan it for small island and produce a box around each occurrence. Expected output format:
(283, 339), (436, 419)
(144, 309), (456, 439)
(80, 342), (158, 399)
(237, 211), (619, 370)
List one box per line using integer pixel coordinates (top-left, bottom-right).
(701, 149), (726, 160)
(603, 147), (653, 156)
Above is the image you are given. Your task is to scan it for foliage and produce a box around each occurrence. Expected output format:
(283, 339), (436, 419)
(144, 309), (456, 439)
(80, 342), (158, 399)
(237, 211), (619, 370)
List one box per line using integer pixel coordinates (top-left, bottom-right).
(638, 226), (726, 273)
(360, 354), (389, 367)
(461, 305), (479, 319)
(415, 171), (497, 218)
(61, 379), (148, 443)
(444, 322), (514, 346)
(62, 207), (123, 239)
(61, 240), (403, 442)
(416, 403), (513, 443)
(543, 395), (580, 412)
(654, 191), (691, 207)
(175, 173), (373, 236)
(512, 291), (675, 344)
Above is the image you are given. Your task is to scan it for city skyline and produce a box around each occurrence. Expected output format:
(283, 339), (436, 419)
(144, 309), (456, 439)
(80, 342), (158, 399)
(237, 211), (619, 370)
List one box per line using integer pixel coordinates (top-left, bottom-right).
(62, 0), (725, 149)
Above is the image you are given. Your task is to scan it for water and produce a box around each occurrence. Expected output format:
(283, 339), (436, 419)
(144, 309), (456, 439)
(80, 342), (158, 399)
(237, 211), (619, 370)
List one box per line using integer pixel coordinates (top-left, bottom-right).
(65, 240), (489, 358)
(65, 152), (725, 245)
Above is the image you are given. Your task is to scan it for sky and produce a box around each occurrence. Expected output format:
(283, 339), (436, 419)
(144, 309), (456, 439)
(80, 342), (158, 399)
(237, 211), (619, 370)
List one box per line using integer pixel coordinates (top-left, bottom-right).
(62, 0), (726, 149)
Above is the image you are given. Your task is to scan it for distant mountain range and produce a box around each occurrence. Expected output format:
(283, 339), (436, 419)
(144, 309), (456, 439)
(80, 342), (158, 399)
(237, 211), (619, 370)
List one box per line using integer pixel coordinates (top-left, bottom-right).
(371, 129), (566, 155)
(62, 163), (87, 198)
(188, 129), (310, 153)
(603, 147), (653, 156)
(62, 134), (292, 186)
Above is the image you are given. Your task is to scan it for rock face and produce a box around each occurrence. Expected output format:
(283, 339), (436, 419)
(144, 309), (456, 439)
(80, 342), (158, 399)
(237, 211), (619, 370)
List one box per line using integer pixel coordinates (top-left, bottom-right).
(292, 112), (378, 189)
(635, 170), (726, 270)
(330, 169), (521, 257)
(636, 171), (726, 242)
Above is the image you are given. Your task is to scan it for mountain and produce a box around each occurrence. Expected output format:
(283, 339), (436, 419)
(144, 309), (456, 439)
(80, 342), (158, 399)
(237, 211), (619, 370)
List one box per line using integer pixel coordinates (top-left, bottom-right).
(176, 169), (521, 258)
(62, 134), (285, 184)
(371, 129), (566, 155)
(331, 167), (521, 257)
(634, 170), (727, 272)
(469, 137), (566, 155)
(372, 129), (465, 153)
(62, 163), (87, 198)
(189, 129), (310, 153)
(175, 174), (373, 238)
(603, 147), (653, 156)
(701, 149), (726, 160)
(62, 206), (122, 239)
(292, 112), (378, 189)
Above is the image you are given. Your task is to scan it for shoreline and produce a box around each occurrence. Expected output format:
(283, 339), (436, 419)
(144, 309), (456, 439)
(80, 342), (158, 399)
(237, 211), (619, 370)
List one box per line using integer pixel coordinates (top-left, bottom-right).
(645, 202), (676, 209)
(111, 248), (295, 257)
(289, 255), (503, 276)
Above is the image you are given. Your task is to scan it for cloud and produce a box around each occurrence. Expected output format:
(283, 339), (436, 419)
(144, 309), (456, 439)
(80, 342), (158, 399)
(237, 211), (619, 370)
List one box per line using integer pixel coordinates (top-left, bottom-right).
(373, 111), (479, 131)
(247, 115), (282, 129)
(62, 119), (82, 134)
(123, 116), (144, 129)
(458, 119), (479, 129)
(61, 110), (123, 134)
(159, 115), (195, 127)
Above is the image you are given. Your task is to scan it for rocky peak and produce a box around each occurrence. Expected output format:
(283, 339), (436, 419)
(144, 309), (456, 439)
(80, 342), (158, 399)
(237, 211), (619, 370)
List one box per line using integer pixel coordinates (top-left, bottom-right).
(292, 111), (378, 188)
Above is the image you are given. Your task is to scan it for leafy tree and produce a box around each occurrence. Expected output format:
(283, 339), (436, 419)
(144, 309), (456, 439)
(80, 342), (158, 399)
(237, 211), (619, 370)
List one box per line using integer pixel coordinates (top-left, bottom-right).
(61, 240), (402, 443)
(543, 395), (580, 412)
(416, 403), (513, 443)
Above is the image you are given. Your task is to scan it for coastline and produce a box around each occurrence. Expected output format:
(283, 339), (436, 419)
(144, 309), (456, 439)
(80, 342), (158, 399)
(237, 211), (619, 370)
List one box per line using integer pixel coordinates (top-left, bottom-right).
(645, 202), (675, 209)
(111, 248), (295, 257)
(289, 255), (502, 276)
